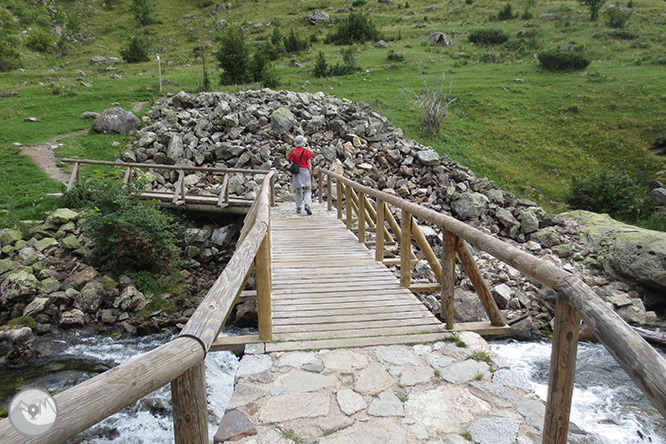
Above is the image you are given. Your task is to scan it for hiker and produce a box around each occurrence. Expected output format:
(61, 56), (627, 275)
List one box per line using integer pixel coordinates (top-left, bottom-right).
(288, 135), (313, 215)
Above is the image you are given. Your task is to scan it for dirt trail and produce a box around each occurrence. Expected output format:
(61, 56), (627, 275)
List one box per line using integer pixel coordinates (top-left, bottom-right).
(20, 130), (87, 185)
(19, 101), (150, 185)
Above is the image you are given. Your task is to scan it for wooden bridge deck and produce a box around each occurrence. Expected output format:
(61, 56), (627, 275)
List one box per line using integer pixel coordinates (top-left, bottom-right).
(270, 216), (445, 342)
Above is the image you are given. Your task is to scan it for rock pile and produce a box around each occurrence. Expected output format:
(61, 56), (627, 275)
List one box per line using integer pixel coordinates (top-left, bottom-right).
(122, 90), (543, 243)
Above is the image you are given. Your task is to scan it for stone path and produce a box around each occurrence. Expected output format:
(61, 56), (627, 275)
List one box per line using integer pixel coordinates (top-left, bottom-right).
(215, 332), (546, 444)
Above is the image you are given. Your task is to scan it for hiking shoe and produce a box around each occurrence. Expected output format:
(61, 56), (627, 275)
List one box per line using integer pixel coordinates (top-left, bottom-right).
(305, 206), (312, 215)
(296, 207), (301, 214)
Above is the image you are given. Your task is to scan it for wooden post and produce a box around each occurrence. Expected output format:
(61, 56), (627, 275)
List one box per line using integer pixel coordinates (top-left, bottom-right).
(337, 180), (344, 220)
(180, 169), (186, 202)
(456, 240), (506, 327)
(376, 200), (385, 262)
(172, 361), (208, 444)
(543, 295), (580, 444)
(350, 188), (375, 228)
(67, 162), (80, 192)
(441, 229), (457, 329)
(270, 174), (276, 207)
(256, 229), (272, 341)
(327, 174), (332, 211)
(358, 192), (366, 243)
(217, 174), (228, 207)
(345, 184), (353, 230)
(400, 209), (413, 288)
(123, 167), (133, 184)
(318, 171), (323, 204)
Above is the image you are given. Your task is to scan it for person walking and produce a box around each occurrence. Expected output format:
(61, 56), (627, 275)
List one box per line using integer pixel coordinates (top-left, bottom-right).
(288, 135), (313, 215)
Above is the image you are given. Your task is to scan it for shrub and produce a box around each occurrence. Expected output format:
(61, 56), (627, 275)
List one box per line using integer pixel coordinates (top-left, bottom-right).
(216, 27), (251, 85)
(325, 12), (379, 45)
(270, 27), (285, 53)
(250, 47), (280, 87)
(120, 36), (150, 63)
(521, 7), (533, 20)
(387, 50), (405, 62)
(496, 4), (516, 21)
(26, 31), (53, 53)
(352, 0), (366, 6)
(538, 48), (591, 70)
(284, 28), (309, 53)
(132, 0), (154, 26)
(566, 169), (652, 222)
(404, 73), (457, 133)
(468, 29), (509, 45)
(313, 51), (329, 78)
(605, 6), (632, 28)
(82, 176), (182, 274)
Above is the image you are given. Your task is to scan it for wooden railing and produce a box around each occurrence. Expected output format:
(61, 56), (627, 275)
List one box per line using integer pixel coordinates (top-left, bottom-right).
(61, 158), (275, 211)
(0, 171), (274, 444)
(319, 169), (666, 444)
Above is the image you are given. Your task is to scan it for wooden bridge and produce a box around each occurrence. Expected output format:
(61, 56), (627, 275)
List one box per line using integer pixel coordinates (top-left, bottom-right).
(1, 167), (665, 444)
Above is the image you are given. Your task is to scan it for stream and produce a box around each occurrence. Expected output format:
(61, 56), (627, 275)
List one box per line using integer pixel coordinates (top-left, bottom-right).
(1, 333), (664, 443)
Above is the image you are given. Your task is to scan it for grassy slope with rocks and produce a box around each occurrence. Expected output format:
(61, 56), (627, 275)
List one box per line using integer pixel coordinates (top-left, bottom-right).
(1, 0), (665, 224)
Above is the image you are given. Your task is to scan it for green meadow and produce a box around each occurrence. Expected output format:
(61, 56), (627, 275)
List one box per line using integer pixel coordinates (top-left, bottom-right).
(1, 0), (665, 224)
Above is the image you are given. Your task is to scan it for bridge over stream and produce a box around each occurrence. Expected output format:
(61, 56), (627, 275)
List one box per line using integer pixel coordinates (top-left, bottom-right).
(1, 166), (664, 444)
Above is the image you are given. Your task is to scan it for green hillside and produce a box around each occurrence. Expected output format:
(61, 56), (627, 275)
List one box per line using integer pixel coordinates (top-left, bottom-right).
(1, 0), (665, 224)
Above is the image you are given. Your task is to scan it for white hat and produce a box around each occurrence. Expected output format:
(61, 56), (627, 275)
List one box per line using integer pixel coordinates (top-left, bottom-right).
(294, 135), (307, 147)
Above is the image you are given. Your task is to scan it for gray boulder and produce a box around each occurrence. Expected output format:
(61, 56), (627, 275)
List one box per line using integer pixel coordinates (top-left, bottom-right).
(92, 107), (140, 134)
(75, 281), (106, 313)
(416, 149), (440, 166)
(211, 225), (238, 247)
(23, 297), (49, 317)
(649, 188), (666, 206)
(306, 10), (330, 25)
(271, 107), (295, 133)
(451, 192), (489, 220)
(428, 31), (453, 47)
(60, 309), (85, 326)
(113, 286), (149, 312)
(564, 210), (666, 293)
(0, 270), (38, 304)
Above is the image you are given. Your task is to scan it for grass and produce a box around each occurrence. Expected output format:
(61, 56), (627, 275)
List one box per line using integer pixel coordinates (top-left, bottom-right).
(1, 0), (665, 225)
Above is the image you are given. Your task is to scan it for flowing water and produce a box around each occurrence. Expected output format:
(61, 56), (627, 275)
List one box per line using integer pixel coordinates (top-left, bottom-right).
(491, 340), (666, 444)
(2, 333), (665, 443)
(0, 331), (239, 443)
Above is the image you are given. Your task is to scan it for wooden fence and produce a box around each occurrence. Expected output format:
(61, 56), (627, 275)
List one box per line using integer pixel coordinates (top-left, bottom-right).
(61, 158), (274, 212)
(0, 171), (275, 444)
(318, 169), (666, 444)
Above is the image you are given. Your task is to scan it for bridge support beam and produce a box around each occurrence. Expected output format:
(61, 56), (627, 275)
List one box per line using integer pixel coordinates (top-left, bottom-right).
(172, 361), (208, 444)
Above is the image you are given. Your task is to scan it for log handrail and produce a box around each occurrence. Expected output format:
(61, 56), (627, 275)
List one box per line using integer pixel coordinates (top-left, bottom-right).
(320, 168), (666, 443)
(61, 158), (272, 175)
(0, 171), (275, 444)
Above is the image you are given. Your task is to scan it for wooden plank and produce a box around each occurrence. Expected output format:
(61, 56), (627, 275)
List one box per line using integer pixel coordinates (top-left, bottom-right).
(383, 258), (419, 267)
(273, 317), (442, 334)
(273, 304), (433, 316)
(272, 310), (436, 325)
(272, 324), (448, 341)
(409, 283), (442, 293)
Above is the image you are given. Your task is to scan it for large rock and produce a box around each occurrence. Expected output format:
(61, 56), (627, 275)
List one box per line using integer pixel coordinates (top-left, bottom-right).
(75, 281), (106, 313)
(47, 208), (78, 225)
(564, 210), (666, 293)
(0, 270), (38, 304)
(0, 229), (23, 247)
(451, 192), (489, 220)
(92, 107), (140, 134)
(306, 10), (330, 24)
(113, 286), (149, 312)
(271, 107), (295, 133)
(428, 31), (453, 47)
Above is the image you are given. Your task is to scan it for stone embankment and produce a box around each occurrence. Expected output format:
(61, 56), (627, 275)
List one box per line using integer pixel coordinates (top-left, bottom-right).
(0, 208), (241, 360)
(121, 90), (659, 335)
(216, 336), (596, 444)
